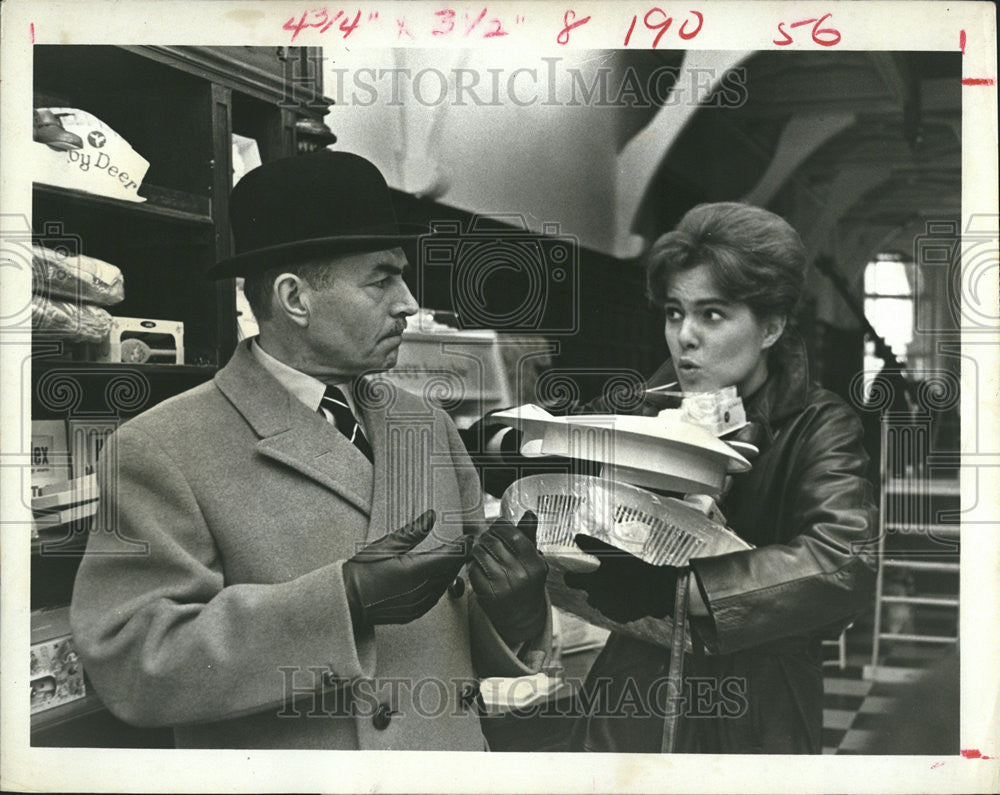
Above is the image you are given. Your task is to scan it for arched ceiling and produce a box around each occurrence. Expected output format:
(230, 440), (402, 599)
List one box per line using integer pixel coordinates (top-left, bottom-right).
(627, 49), (962, 291)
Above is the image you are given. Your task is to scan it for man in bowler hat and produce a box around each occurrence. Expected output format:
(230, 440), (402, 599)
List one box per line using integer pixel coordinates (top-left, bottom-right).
(70, 150), (551, 750)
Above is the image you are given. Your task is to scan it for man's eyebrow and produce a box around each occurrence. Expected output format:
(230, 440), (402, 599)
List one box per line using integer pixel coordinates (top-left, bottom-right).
(372, 261), (408, 276)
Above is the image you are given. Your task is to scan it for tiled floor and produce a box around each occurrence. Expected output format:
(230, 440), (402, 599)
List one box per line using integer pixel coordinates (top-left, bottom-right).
(820, 640), (958, 755)
(821, 664), (877, 754)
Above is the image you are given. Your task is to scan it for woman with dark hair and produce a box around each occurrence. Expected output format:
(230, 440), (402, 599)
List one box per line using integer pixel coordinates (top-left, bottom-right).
(566, 202), (878, 754)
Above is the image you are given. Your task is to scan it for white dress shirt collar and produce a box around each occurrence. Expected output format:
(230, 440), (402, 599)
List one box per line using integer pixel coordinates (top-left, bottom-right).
(250, 338), (357, 417)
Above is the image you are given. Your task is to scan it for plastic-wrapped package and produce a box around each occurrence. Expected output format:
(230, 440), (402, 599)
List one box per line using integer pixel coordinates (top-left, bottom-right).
(503, 474), (750, 566)
(31, 295), (112, 343)
(32, 245), (124, 306)
(502, 474), (752, 649)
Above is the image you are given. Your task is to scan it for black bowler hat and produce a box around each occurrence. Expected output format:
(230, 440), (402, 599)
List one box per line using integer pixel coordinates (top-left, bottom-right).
(208, 150), (421, 280)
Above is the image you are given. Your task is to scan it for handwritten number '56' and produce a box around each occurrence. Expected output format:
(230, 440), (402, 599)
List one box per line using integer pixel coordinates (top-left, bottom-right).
(774, 12), (841, 47)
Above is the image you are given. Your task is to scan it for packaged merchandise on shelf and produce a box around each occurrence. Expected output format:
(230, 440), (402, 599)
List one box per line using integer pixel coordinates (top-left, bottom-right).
(68, 418), (117, 479)
(32, 474), (99, 512)
(232, 134), (262, 186)
(33, 108), (84, 151)
(32, 244), (124, 306)
(30, 420), (71, 497)
(235, 280), (260, 342)
(31, 294), (113, 343)
(33, 501), (99, 533)
(30, 606), (87, 715)
(95, 316), (185, 364)
(33, 107), (150, 202)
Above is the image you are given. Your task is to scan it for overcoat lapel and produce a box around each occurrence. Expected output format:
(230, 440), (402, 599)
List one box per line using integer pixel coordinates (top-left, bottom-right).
(355, 376), (393, 543)
(214, 341), (373, 517)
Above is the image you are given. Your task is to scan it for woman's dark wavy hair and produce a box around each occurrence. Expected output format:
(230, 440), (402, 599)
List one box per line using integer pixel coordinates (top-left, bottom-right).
(645, 202), (806, 325)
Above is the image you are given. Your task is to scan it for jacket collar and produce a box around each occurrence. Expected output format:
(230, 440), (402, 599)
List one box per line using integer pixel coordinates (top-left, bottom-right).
(744, 330), (811, 429)
(214, 340), (374, 516)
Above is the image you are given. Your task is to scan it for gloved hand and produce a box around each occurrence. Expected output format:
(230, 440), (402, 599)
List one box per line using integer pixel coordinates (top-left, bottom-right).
(342, 509), (471, 628)
(469, 511), (549, 646)
(563, 535), (686, 624)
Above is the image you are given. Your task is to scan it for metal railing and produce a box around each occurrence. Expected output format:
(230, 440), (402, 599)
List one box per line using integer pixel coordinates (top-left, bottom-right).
(865, 414), (959, 681)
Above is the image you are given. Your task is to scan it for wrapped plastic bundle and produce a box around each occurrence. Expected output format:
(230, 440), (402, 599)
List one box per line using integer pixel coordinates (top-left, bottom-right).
(501, 474), (751, 648)
(31, 295), (112, 343)
(32, 244), (124, 306)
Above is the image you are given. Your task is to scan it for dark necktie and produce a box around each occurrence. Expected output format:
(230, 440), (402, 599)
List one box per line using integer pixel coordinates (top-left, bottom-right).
(320, 385), (374, 464)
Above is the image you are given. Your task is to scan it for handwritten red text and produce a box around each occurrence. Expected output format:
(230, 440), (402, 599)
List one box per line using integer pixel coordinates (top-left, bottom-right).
(624, 9), (703, 48)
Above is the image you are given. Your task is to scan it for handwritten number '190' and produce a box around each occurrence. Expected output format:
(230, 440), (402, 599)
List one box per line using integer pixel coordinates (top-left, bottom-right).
(624, 9), (703, 47)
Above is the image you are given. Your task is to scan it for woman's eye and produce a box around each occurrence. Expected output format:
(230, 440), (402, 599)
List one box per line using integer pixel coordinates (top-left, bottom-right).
(704, 308), (725, 321)
(665, 307), (682, 321)
(373, 277), (392, 289)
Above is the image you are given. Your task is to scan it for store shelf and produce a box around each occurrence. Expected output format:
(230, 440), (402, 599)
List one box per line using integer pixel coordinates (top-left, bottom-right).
(29, 43), (330, 749)
(31, 521), (92, 558)
(32, 359), (217, 378)
(126, 46), (332, 115)
(34, 183), (213, 227)
(31, 691), (107, 733)
(31, 359), (218, 420)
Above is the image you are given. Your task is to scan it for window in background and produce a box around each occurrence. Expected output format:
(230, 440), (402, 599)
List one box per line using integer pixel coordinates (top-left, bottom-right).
(862, 253), (914, 402)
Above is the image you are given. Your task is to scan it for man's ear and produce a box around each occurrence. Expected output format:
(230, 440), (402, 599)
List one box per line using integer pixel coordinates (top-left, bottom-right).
(761, 314), (787, 350)
(272, 273), (310, 327)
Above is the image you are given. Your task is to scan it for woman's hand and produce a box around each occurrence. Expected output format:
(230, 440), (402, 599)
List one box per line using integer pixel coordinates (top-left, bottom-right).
(564, 535), (686, 623)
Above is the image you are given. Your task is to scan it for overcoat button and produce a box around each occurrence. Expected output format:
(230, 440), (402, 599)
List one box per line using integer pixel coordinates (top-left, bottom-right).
(447, 575), (466, 599)
(372, 702), (394, 730)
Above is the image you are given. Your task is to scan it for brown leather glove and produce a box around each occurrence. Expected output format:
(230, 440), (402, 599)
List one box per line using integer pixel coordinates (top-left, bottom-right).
(342, 509), (471, 628)
(469, 511), (549, 646)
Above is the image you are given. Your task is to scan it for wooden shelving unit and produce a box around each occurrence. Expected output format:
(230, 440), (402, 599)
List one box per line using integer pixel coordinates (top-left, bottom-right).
(29, 44), (331, 747)
(34, 183), (215, 227)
